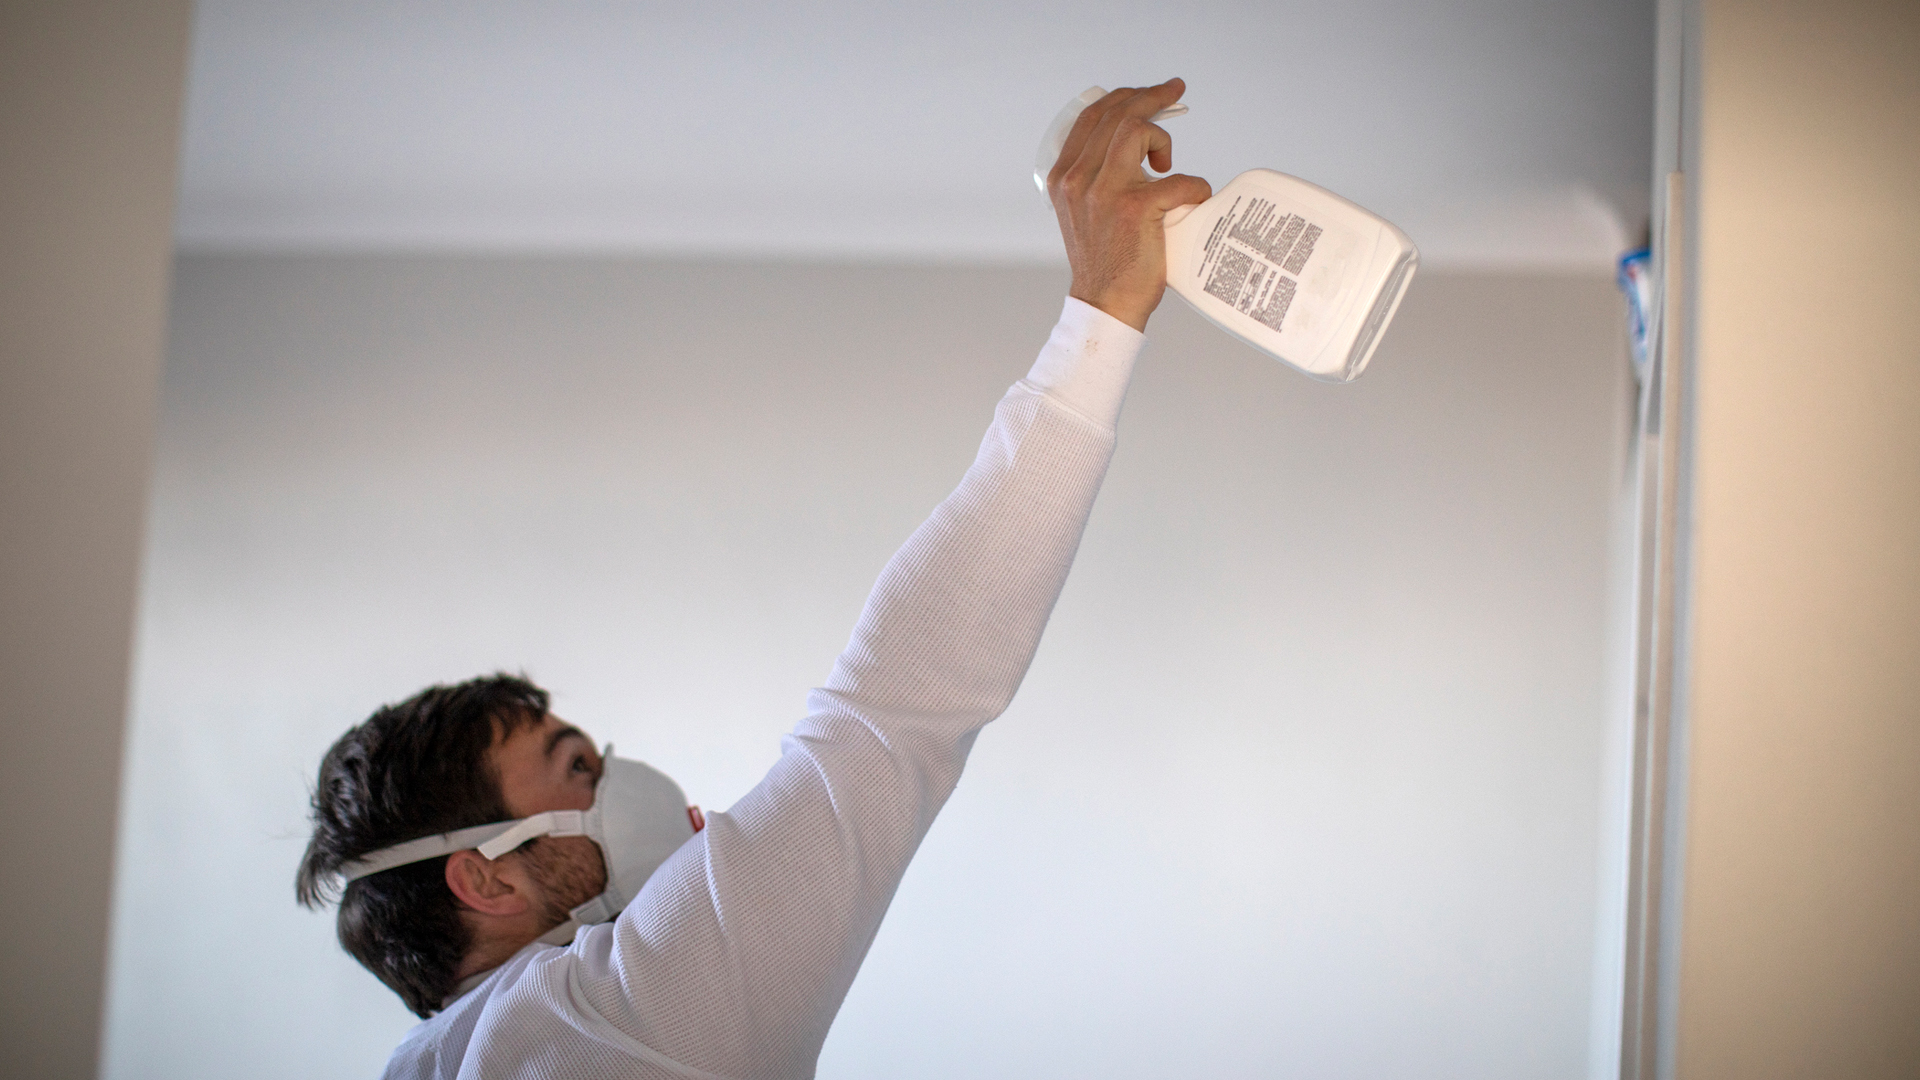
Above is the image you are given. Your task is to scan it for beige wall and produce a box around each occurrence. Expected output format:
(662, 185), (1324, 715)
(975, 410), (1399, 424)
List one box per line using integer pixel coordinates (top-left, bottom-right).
(0, 2), (192, 1077)
(1675, 0), (1920, 1076)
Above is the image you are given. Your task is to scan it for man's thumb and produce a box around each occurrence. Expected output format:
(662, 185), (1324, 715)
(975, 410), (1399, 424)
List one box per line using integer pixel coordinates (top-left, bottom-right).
(1147, 173), (1213, 213)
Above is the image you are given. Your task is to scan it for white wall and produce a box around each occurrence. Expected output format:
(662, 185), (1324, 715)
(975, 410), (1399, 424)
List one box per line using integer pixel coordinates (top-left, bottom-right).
(0, 3), (190, 1077)
(174, 0), (1654, 267)
(107, 257), (1630, 1079)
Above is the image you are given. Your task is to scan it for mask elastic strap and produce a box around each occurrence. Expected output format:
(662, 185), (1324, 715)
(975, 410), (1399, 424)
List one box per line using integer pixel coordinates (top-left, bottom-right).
(475, 809), (587, 859)
(534, 889), (618, 950)
(337, 809), (590, 883)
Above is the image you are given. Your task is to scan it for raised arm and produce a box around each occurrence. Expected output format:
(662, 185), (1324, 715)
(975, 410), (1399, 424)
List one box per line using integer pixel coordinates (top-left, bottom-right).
(577, 81), (1211, 1080)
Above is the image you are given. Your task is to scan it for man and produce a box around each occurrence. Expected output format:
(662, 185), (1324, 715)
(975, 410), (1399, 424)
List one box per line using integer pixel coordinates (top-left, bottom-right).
(298, 79), (1211, 1079)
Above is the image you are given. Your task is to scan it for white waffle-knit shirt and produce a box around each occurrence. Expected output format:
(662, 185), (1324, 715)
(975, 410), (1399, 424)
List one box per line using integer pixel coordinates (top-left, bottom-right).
(383, 298), (1144, 1080)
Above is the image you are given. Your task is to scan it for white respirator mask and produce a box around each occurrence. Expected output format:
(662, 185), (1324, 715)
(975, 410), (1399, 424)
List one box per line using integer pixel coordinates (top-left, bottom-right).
(337, 748), (698, 946)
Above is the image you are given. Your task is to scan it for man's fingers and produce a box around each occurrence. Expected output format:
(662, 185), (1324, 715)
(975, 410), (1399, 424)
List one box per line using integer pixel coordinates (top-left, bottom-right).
(1063, 87), (1148, 191)
(1123, 77), (1186, 119)
(1107, 120), (1173, 178)
(1090, 81), (1187, 174)
(1051, 87), (1127, 190)
(1146, 131), (1173, 177)
(1145, 172), (1213, 213)
(1051, 79), (1187, 192)
(1052, 85), (1146, 190)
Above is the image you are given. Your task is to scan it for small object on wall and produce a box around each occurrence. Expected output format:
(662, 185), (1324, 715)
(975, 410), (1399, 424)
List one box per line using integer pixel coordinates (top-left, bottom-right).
(1616, 246), (1654, 383)
(1036, 87), (1419, 383)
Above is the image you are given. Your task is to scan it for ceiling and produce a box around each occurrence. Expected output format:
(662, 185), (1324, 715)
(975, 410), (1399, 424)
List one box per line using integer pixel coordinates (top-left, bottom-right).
(175, 0), (1655, 268)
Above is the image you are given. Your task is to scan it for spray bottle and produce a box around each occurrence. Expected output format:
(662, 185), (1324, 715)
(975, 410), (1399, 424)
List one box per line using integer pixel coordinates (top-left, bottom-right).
(1036, 87), (1418, 382)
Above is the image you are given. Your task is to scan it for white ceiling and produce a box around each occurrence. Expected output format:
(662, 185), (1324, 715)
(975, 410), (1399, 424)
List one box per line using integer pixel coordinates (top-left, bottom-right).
(176, 0), (1654, 267)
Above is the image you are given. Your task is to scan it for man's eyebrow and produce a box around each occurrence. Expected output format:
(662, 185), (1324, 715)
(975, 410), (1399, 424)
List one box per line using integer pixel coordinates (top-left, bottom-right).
(544, 724), (588, 759)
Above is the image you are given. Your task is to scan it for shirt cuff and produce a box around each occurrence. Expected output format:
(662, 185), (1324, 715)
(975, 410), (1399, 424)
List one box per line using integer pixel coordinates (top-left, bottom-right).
(1020, 296), (1146, 433)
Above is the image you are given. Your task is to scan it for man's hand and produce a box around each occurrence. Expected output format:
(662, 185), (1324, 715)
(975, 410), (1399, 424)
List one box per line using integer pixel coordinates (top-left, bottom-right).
(1047, 78), (1213, 333)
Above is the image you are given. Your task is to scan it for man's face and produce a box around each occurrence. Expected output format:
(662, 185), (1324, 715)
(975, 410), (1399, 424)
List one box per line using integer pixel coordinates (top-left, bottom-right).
(494, 712), (602, 817)
(489, 713), (608, 923)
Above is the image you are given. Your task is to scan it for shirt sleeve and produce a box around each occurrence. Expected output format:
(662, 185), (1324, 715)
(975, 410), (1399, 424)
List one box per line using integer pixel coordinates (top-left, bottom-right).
(573, 298), (1145, 1080)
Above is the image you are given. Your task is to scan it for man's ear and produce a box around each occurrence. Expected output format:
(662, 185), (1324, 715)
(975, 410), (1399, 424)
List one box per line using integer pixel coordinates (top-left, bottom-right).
(445, 849), (532, 917)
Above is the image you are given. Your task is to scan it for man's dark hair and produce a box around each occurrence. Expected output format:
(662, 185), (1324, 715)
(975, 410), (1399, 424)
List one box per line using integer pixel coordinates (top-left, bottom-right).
(296, 673), (549, 1018)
